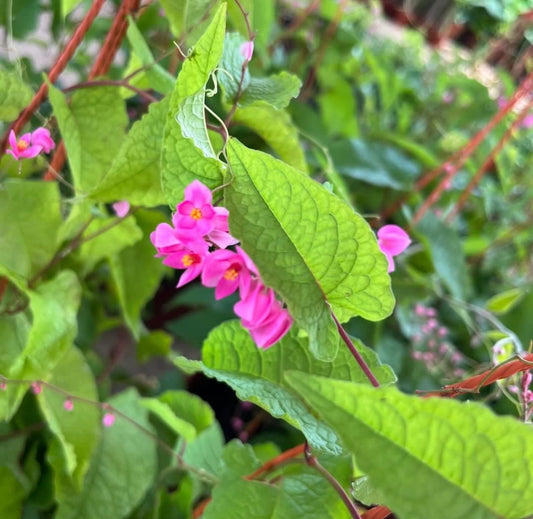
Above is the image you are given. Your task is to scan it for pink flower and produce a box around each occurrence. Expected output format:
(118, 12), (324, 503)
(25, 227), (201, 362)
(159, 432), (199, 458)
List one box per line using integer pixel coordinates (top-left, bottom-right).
(102, 412), (116, 427)
(163, 241), (209, 288)
(31, 127), (55, 153)
(206, 207), (239, 249)
(151, 223), (186, 258)
(201, 246), (257, 300)
(522, 114), (533, 129)
(240, 41), (254, 63)
(497, 96), (507, 110)
(63, 399), (74, 412)
(112, 200), (130, 218)
(6, 130), (42, 160)
(377, 225), (411, 273)
(234, 280), (292, 348)
(0, 380), (6, 391)
(174, 180), (216, 236)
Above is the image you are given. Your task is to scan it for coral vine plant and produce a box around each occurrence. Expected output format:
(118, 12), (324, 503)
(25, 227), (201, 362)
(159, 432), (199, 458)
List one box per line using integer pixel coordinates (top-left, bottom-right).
(1, 2), (533, 519)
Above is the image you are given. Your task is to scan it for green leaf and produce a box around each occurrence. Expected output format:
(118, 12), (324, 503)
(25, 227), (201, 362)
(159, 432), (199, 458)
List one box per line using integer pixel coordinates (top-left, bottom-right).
(318, 79), (358, 137)
(285, 373), (533, 519)
(0, 313), (30, 379)
(416, 213), (471, 300)
(233, 102), (307, 172)
(226, 0), (253, 38)
(123, 18), (174, 97)
(182, 422), (225, 476)
(91, 98), (168, 206)
(161, 4), (226, 206)
(0, 180), (62, 278)
(48, 83), (128, 193)
(108, 210), (167, 337)
(330, 139), (421, 190)
(173, 320), (395, 454)
(0, 69), (33, 121)
(142, 390), (214, 441)
(0, 467), (25, 519)
(1, 271), (81, 421)
(61, 0), (82, 18)
(240, 73), (301, 109)
(219, 32), (251, 102)
(78, 216), (143, 276)
(160, 0), (219, 38)
(37, 347), (100, 488)
(251, 0), (274, 53)
(225, 139), (394, 359)
(137, 330), (172, 362)
(55, 389), (157, 519)
(486, 288), (526, 315)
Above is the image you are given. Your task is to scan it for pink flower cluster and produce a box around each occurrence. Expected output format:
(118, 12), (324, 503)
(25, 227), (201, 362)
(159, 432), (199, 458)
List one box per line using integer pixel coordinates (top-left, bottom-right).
(7, 127), (55, 161)
(151, 180), (292, 348)
(377, 225), (411, 273)
(509, 371), (533, 421)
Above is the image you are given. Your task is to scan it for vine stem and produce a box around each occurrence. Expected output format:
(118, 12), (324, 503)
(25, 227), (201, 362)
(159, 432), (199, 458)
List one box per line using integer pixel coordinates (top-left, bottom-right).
(62, 79), (157, 103)
(330, 310), (380, 387)
(304, 443), (362, 519)
(0, 376), (219, 485)
(0, 0), (107, 156)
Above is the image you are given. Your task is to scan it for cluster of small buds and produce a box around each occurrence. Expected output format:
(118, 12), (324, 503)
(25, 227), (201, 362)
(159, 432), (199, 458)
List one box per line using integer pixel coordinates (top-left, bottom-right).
(7, 127), (55, 161)
(509, 371), (533, 422)
(411, 304), (466, 380)
(151, 180), (293, 349)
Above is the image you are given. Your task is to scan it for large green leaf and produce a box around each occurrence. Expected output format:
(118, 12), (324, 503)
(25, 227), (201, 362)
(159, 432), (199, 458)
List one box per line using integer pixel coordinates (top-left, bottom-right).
(225, 139), (394, 359)
(108, 210), (167, 337)
(38, 347), (100, 488)
(91, 97), (168, 207)
(0, 180), (62, 278)
(48, 83), (128, 193)
(0, 270), (81, 421)
(330, 138), (421, 190)
(160, 0), (219, 39)
(173, 320), (395, 454)
(416, 213), (470, 300)
(55, 389), (157, 519)
(0, 69), (33, 121)
(286, 373), (533, 519)
(0, 467), (25, 519)
(161, 4), (226, 205)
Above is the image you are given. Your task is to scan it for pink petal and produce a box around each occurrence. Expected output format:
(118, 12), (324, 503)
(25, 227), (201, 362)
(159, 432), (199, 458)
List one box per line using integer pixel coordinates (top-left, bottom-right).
(249, 309), (292, 348)
(215, 276), (239, 299)
(377, 225), (411, 256)
(207, 229), (239, 249)
(202, 250), (235, 286)
(240, 41), (254, 62)
(177, 200), (195, 218)
(385, 253), (395, 273)
(102, 413), (116, 427)
(112, 200), (130, 218)
(20, 145), (42, 159)
(8, 130), (17, 150)
(6, 148), (18, 160)
(184, 179), (212, 206)
(31, 127), (55, 153)
(213, 206), (230, 232)
(236, 246), (258, 275)
(151, 223), (183, 252)
(195, 216), (215, 236)
(177, 263), (203, 287)
(234, 281), (276, 326)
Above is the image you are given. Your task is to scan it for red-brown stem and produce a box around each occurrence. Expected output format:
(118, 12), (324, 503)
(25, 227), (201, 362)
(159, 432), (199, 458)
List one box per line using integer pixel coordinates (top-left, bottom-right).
(246, 443), (306, 480)
(0, 0), (107, 156)
(45, 0), (141, 180)
(381, 71), (533, 222)
(62, 79), (157, 103)
(446, 97), (533, 220)
(331, 311), (380, 387)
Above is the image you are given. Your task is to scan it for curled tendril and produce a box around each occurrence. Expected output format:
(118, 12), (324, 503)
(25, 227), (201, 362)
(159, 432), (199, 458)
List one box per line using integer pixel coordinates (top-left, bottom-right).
(172, 40), (192, 60)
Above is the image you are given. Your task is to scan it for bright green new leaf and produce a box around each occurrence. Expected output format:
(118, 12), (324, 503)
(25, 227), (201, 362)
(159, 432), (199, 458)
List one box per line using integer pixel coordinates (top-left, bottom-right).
(330, 138), (421, 190)
(160, 0), (219, 39)
(92, 98), (168, 206)
(108, 210), (167, 337)
(251, 0), (274, 53)
(486, 287), (526, 315)
(1, 271), (81, 421)
(123, 18), (174, 97)
(0, 180), (62, 278)
(416, 213), (470, 300)
(142, 389), (214, 441)
(173, 320), (395, 453)
(55, 389), (157, 519)
(161, 4), (226, 206)
(78, 216), (143, 276)
(285, 373), (533, 519)
(37, 347), (100, 488)
(48, 83), (128, 193)
(61, 0), (82, 18)
(0, 69), (33, 121)
(225, 139), (394, 359)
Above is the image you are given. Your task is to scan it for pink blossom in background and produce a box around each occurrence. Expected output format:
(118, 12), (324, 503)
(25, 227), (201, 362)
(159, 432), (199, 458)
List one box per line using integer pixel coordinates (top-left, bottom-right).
(112, 200), (130, 218)
(31, 127), (55, 153)
(63, 399), (74, 412)
(377, 224), (411, 273)
(163, 241), (209, 288)
(497, 96), (507, 110)
(0, 380), (6, 391)
(442, 91), (454, 104)
(6, 131), (42, 160)
(201, 246), (257, 299)
(240, 41), (254, 63)
(102, 412), (116, 427)
(31, 382), (43, 395)
(174, 180), (216, 236)
(522, 114), (533, 129)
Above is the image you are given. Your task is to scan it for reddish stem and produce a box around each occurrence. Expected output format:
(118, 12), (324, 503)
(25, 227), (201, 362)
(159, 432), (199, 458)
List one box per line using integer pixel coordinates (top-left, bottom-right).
(0, 0), (107, 156)
(246, 443), (305, 480)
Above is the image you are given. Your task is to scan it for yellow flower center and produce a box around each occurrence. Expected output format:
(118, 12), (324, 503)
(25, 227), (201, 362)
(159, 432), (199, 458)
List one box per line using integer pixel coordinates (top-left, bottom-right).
(224, 268), (239, 281)
(190, 208), (202, 220)
(16, 140), (29, 152)
(182, 254), (197, 267)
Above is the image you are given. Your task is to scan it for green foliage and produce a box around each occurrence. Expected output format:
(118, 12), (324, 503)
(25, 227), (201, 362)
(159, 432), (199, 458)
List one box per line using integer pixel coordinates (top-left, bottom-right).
(225, 139), (394, 359)
(160, 0), (219, 39)
(48, 84), (128, 193)
(173, 320), (395, 453)
(54, 389), (157, 519)
(161, 4), (226, 205)
(0, 69), (33, 121)
(286, 373), (533, 519)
